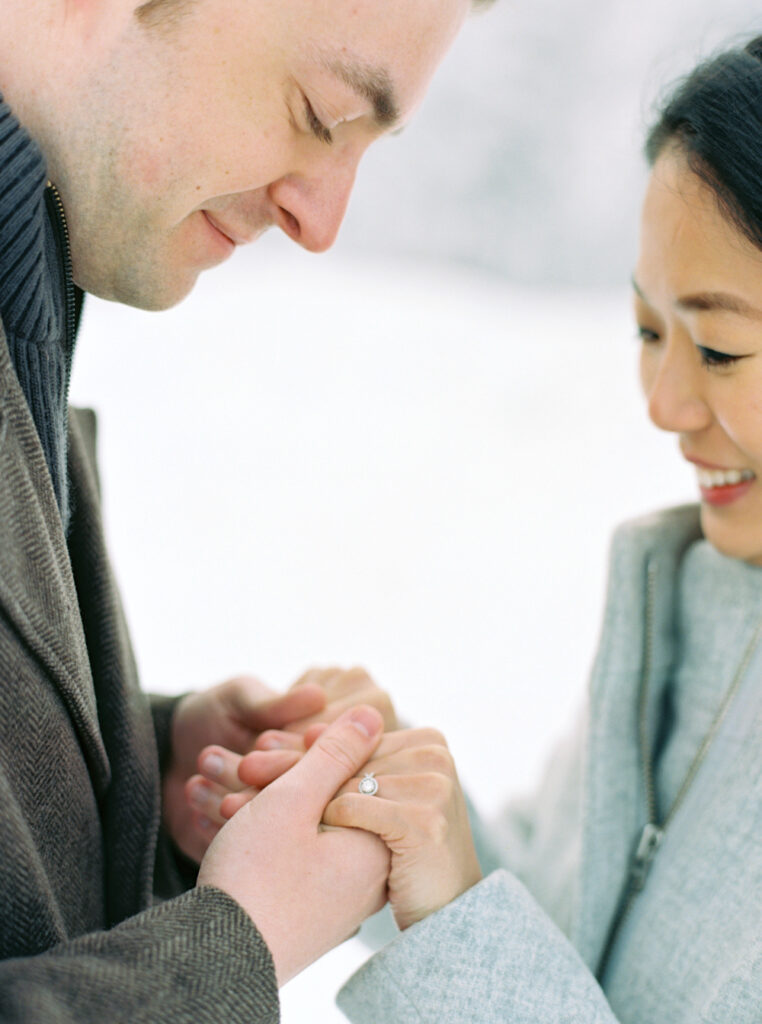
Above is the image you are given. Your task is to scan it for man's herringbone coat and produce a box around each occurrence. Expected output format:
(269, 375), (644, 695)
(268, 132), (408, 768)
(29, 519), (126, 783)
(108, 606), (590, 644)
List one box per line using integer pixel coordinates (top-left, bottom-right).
(0, 322), (280, 1022)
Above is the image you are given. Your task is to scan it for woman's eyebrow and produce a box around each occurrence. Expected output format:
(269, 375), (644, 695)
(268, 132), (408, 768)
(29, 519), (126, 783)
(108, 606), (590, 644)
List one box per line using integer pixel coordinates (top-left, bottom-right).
(675, 291), (762, 319)
(631, 276), (762, 320)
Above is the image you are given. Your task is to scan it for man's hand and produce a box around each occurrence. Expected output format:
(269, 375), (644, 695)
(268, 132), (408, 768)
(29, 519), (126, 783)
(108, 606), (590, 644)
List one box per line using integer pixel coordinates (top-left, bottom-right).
(197, 706), (390, 987)
(199, 724), (481, 932)
(163, 674), (326, 863)
(166, 666), (396, 862)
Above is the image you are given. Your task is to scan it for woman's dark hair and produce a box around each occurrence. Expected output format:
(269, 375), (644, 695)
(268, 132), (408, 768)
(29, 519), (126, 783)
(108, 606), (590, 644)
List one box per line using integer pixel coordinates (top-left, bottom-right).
(646, 36), (762, 251)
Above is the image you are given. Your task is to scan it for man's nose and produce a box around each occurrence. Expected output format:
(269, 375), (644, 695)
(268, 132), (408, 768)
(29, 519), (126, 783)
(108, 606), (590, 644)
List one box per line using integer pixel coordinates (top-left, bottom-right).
(268, 158), (359, 253)
(644, 336), (712, 434)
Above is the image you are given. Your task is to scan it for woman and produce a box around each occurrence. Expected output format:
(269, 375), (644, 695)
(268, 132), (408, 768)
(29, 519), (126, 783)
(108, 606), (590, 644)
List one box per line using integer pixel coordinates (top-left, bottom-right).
(193, 36), (762, 1021)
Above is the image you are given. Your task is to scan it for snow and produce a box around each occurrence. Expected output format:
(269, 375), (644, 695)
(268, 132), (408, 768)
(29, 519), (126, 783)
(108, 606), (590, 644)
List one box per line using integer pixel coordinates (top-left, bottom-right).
(70, 239), (695, 1020)
(332, 0), (762, 285)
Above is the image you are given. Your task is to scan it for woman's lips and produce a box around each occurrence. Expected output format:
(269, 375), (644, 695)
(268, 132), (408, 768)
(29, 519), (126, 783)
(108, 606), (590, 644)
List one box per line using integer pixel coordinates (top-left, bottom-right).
(694, 467), (756, 507)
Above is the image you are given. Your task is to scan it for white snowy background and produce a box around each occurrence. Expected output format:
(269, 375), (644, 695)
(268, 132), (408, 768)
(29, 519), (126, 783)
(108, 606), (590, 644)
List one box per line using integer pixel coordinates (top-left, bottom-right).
(69, 0), (761, 1019)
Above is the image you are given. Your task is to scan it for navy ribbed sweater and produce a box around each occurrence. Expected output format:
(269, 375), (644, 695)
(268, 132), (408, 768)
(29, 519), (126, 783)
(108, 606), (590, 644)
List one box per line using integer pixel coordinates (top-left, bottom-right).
(0, 97), (76, 529)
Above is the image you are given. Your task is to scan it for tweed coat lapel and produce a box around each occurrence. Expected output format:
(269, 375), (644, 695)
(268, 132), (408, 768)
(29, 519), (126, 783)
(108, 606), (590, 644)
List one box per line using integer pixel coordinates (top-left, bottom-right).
(0, 325), (110, 792)
(66, 406), (162, 924)
(572, 506), (702, 971)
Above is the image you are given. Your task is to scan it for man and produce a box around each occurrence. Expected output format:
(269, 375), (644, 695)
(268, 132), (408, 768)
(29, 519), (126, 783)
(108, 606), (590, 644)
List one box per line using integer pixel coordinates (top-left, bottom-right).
(0, 0), (475, 1019)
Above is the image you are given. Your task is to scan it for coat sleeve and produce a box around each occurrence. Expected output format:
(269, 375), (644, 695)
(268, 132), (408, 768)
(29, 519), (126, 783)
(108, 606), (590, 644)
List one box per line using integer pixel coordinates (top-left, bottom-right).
(342, 716), (596, 1021)
(337, 871), (619, 1024)
(0, 887), (279, 1024)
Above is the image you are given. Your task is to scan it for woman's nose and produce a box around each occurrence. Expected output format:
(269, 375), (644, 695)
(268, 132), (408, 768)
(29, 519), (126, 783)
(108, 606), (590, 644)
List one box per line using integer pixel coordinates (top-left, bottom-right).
(642, 338), (712, 434)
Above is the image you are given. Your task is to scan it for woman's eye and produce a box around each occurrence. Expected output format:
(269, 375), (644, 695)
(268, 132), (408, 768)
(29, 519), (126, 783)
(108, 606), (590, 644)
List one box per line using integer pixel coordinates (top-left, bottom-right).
(303, 96), (333, 145)
(636, 325), (660, 343)
(696, 345), (742, 368)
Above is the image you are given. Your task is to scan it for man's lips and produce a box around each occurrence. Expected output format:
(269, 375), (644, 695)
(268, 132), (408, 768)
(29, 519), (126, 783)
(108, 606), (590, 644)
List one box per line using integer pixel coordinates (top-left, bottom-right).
(202, 211), (254, 247)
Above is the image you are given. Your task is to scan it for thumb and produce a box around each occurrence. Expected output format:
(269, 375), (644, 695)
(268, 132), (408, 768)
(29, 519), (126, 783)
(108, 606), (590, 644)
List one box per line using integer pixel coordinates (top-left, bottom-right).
(234, 683), (327, 733)
(283, 705), (383, 811)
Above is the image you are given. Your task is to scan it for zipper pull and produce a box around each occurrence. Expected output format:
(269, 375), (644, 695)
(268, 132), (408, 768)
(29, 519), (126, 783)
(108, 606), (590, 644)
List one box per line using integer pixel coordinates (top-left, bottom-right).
(630, 822), (664, 891)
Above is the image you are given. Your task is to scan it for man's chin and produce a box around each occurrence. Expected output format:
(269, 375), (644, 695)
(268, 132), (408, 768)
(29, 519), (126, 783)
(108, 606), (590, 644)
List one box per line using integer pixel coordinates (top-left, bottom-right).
(75, 264), (202, 312)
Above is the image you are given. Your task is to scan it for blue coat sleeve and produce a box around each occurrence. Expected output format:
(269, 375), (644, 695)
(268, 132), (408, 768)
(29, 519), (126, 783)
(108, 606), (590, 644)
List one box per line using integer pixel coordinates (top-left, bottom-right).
(337, 870), (620, 1024)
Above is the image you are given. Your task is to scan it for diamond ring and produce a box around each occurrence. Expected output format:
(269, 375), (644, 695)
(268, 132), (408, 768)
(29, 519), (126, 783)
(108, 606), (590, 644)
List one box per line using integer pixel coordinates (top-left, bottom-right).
(358, 772), (379, 796)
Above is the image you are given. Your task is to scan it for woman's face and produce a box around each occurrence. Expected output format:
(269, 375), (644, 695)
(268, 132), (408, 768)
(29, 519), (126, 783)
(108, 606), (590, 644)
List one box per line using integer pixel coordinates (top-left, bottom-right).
(635, 151), (762, 565)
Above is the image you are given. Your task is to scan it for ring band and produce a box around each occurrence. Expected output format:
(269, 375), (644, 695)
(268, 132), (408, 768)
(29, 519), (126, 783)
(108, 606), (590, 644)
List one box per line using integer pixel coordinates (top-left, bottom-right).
(358, 772), (379, 796)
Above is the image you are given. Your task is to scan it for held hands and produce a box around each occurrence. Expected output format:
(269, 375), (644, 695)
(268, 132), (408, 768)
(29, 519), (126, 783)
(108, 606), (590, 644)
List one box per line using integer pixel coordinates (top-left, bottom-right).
(164, 666), (396, 862)
(323, 727), (483, 930)
(201, 726), (483, 931)
(197, 706), (390, 986)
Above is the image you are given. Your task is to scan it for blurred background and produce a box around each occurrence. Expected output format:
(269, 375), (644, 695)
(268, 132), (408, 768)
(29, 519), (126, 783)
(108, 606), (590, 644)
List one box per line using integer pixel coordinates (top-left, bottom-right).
(69, 0), (762, 1018)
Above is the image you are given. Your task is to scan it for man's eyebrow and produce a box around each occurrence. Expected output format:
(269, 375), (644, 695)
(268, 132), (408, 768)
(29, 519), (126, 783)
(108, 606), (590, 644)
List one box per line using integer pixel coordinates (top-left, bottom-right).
(631, 277), (762, 320)
(321, 55), (400, 129)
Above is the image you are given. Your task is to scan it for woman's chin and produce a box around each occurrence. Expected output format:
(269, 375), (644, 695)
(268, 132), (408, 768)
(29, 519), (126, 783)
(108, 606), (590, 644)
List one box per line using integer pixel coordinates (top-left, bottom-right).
(700, 505), (762, 567)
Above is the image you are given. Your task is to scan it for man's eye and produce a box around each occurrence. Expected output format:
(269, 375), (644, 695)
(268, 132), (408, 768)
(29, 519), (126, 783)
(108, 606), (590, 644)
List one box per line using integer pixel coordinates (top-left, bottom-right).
(696, 345), (742, 368)
(303, 97), (333, 145)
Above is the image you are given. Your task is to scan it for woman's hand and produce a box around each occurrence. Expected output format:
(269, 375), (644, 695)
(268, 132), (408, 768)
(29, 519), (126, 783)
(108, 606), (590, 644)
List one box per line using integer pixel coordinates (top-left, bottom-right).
(323, 727), (482, 931)
(192, 723), (481, 932)
(282, 665), (397, 734)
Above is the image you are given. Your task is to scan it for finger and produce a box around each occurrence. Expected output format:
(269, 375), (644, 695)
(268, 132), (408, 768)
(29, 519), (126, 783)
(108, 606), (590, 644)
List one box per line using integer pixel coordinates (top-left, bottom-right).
(185, 775), (231, 827)
(220, 786), (259, 819)
(290, 666), (343, 687)
(284, 668), (395, 734)
(191, 807), (221, 844)
(303, 723), (328, 749)
(197, 746), (246, 792)
(369, 727), (450, 761)
(352, 741), (455, 782)
(238, 748), (302, 788)
(253, 729), (308, 752)
(278, 705), (384, 812)
(283, 695), (351, 734)
(333, 772), (451, 803)
(323, 792), (406, 844)
(233, 682), (327, 732)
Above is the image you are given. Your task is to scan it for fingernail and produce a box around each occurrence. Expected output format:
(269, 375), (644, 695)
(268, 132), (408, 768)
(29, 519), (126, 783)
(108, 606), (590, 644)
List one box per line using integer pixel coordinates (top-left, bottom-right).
(201, 753), (224, 778)
(258, 735), (283, 750)
(350, 706), (381, 738)
(189, 783), (209, 808)
(198, 816), (211, 830)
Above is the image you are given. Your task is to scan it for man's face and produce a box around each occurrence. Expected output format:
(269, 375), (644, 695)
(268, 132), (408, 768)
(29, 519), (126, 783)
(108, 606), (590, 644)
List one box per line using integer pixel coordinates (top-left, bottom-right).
(45, 0), (468, 310)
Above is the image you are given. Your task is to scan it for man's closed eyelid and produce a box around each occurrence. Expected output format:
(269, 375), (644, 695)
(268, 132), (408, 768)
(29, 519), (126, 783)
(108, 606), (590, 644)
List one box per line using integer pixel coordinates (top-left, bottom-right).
(303, 95), (333, 144)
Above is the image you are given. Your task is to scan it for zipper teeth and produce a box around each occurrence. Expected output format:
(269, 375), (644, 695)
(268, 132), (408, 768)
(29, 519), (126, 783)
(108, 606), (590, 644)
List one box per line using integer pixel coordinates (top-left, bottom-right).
(639, 559), (659, 826)
(598, 554), (762, 983)
(596, 558), (658, 981)
(45, 180), (76, 353)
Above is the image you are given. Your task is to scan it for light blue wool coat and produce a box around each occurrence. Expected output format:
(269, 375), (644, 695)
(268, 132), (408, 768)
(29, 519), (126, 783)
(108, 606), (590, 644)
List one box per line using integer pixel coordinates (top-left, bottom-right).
(338, 505), (762, 1023)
